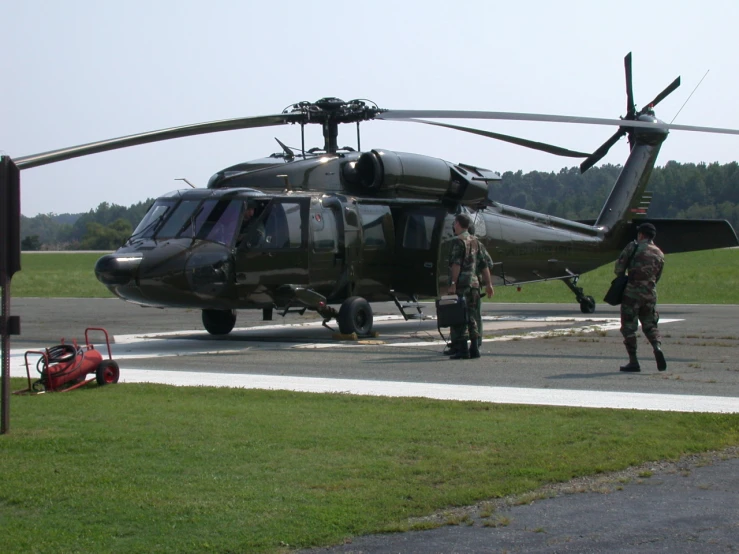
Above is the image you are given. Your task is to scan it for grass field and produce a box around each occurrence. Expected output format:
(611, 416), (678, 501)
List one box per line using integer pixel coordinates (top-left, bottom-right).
(10, 248), (739, 303)
(2, 248), (738, 552)
(2, 382), (739, 553)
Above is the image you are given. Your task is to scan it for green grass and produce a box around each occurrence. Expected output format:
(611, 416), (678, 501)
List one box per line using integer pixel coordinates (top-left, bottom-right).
(491, 248), (739, 304)
(10, 248), (739, 302)
(12, 253), (112, 298)
(2, 380), (738, 553)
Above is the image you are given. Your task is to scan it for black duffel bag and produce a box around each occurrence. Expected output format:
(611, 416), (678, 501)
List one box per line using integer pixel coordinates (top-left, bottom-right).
(603, 274), (628, 306)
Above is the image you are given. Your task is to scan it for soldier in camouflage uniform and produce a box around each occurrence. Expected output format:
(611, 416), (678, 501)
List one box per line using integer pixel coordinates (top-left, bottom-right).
(447, 214), (494, 360)
(444, 232), (495, 355)
(614, 222), (667, 372)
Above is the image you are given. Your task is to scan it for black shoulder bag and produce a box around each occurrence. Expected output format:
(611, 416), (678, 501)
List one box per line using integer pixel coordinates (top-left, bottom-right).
(603, 243), (638, 306)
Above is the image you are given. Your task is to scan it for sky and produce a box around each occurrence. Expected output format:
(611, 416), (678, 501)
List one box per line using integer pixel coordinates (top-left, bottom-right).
(2, 0), (738, 217)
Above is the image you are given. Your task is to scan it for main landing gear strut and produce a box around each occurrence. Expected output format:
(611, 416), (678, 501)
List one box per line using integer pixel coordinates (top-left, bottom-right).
(564, 275), (596, 314)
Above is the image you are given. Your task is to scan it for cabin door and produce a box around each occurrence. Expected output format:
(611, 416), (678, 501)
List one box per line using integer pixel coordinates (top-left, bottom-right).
(392, 206), (446, 298)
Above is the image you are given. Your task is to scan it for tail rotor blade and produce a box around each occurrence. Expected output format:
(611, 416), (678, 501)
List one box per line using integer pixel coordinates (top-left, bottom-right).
(580, 128), (626, 173)
(624, 52), (635, 117)
(641, 76), (681, 113)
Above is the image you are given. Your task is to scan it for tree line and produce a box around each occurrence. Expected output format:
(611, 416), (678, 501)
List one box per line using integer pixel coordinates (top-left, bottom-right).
(488, 160), (739, 229)
(20, 199), (153, 250)
(20, 160), (739, 250)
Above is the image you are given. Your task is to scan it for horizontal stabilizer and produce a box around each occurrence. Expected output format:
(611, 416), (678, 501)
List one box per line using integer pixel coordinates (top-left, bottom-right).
(638, 219), (739, 254)
(609, 219), (738, 254)
(577, 219), (738, 254)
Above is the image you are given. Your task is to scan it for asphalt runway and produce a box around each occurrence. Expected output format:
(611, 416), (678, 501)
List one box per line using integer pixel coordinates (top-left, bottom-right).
(8, 299), (739, 411)
(6, 299), (739, 552)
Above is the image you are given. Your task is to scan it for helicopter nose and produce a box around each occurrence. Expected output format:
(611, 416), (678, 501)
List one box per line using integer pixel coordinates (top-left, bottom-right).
(94, 253), (143, 286)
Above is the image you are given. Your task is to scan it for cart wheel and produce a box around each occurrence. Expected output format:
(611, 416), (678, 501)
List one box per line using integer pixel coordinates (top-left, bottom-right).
(32, 379), (46, 393)
(96, 360), (120, 386)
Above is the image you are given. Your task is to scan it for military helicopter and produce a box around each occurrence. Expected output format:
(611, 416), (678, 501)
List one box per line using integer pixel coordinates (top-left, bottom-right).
(12, 53), (739, 337)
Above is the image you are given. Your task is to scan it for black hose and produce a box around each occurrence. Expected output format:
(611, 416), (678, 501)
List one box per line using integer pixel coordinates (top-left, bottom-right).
(36, 344), (83, 377)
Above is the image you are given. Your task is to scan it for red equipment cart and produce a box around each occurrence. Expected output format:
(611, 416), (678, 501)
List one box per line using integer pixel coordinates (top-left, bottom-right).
(15, 327), (120, 394)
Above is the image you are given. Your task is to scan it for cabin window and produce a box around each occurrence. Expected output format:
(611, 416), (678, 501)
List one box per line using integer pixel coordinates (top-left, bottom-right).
(360, 207), (388, 248)
(256, 202), (303, 249)
(403, 213), (435, 250)
(311, 210), (336, 251)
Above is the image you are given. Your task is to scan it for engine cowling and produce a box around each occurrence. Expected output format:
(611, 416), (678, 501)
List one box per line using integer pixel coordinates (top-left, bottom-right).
(342, 149), (495, 205)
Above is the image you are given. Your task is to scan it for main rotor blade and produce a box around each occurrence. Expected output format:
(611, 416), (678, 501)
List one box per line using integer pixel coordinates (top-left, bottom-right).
(380, 109), (739, 136)
(15, 113), (303, 170)
(579, 129), (626, 173)
(641, 76), (681, 113)
(405, 119), (590, 158)
(624, 52), (635, 116)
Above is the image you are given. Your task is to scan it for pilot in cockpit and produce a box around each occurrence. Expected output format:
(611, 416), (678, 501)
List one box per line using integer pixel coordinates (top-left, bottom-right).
(237, 201), (266, 248)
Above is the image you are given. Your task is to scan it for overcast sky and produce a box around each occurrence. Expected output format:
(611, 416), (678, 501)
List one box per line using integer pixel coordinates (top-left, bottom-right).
(2, 0), (738, 217)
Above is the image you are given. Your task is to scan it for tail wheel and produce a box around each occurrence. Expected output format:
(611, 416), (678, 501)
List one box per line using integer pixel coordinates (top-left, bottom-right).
(337, 296), (373, 336)
(202, 309), (237, 335)
(580, 296), (596, 314)
(96, 360), (120, 386)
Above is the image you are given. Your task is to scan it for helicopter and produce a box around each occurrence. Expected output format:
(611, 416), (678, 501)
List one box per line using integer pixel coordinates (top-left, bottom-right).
(11, 53), (739, 337)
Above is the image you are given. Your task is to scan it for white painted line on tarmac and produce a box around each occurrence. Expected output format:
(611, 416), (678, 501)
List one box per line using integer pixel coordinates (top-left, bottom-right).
(116, 370), (739, 414)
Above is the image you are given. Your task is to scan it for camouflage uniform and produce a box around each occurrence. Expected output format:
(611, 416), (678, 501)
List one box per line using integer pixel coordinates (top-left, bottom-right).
(450, 245), (494, 345)
(615, 236), (665, 369)
(448, 231), (490, 347)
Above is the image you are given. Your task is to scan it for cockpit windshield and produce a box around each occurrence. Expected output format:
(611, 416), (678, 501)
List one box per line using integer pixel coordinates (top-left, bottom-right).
(130, 195), (249, 246)
(130, 199), (177, 239)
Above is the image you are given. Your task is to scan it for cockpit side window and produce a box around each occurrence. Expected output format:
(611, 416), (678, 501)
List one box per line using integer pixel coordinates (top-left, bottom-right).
(241, 201), (304, 250)
(200, 199), (243, 246)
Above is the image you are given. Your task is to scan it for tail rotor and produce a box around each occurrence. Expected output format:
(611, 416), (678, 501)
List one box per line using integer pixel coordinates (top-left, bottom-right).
(580, 53), (681, 173)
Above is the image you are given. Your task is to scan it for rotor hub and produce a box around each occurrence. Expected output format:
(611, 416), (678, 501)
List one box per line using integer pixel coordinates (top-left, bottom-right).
(283, 98), (384, 125)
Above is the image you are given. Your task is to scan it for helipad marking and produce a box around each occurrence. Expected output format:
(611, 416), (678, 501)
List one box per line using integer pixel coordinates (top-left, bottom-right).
(8, 317), (684, 367)
(293, 318), (683, 349)
(115, 370), (739, 414)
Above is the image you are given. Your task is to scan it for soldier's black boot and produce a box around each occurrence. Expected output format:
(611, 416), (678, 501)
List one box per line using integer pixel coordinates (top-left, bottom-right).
(443, 342), (459, 356)
(620, 351), (641, 372)
(652, 342), (667, 371)
(469, 336), (481, 359)
(450, 341), (470, 360)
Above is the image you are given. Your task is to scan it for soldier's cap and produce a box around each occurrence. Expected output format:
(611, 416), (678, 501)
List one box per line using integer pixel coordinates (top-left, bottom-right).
(637, 223), (657, 237)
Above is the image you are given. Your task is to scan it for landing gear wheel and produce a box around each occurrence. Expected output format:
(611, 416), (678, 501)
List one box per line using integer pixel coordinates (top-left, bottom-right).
(202, 309), (237, 335)
(337, 296), (373, 336)
(580, 295), (596, 314)
(96, 360), (120, 386)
